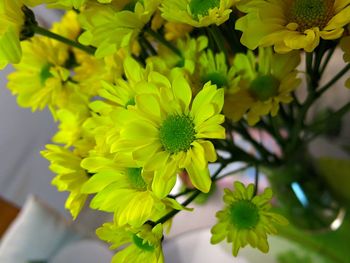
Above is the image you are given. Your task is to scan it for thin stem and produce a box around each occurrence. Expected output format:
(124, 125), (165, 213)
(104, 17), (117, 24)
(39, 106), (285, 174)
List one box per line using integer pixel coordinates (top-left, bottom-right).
(154, 190), (201, 225)
(156, 164), (228, 224)
(319, 46), (336, 77)
(305, 101), (350, 142)
(144, 28), (182, 57)
(207, 26), (229, 63)
(253, 164), (259, 196)
(33, 25), (95, 55)
(214, 165), (251, 181)
(317, 63), (350, 97)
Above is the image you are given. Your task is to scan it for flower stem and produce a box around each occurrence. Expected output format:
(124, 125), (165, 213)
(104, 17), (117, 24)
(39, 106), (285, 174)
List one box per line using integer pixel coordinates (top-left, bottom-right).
(155, 164), (228, 225)
(317, 63), (350, 97)
(33, 25), (96, 55)
(144, 28), (182, 57)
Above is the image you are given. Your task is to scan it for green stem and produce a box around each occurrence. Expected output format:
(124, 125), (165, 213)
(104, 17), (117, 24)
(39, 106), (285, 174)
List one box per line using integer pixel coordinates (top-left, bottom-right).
(155, 164), (228, 225)
(213, 165), (251, 181)
(33, 25), (95, 55)
(207, 26), (229, 63)
(144, 28), (182, 57)
(306, 101), (350, 142)
(317, 63), (350, 97)
(319, 45), (336, 77)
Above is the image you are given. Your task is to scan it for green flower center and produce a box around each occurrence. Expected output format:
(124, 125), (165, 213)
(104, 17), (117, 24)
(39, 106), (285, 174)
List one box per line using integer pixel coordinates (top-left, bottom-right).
(289, 0), (334, 31)
(125, 97), (136, 108)
(40, 64), (53, 85)
(202, 72), (227, 88)
(229, 200), (260, 229)
(126, 168), (147, 190)
(159, 115), (196, 154)
(132, 234), (155, 252)
(189, 0), (220, 19)
(249, 75), (280, 101)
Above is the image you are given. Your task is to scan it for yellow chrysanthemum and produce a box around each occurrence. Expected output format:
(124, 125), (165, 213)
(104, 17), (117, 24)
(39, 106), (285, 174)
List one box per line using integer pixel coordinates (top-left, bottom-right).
(78, 1), (160, 58)
(224, 48), (301, 125)
(51, 10), (80, 40)
(211, 181), (288, 256)
(0, 0), (25, 69)
(161, 0), (234, 27)
(97, 222), (164, 263)
(199, 50), (238, 91)
(80, 154), (183, 227)
(52, 98), (90, 147)
(147, 36), (208, 78)
(340, 35), (350, 88)
(7, 36), (73, 112)
(115, 72), (225, 198)
(236, 0), (350, 53)
(41, 144), (89, 219)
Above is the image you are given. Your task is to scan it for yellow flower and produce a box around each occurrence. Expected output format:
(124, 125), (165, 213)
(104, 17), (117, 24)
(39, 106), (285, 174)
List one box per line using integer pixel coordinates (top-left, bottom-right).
(236, 0), (350, 53)
(51, 10), (80, 40)
(97, 222), (164, 263)
(52, 98), (90, 147)
(199, 50), (238, 91)
(0, 0), (25, 69)
(41, 144), (89, 219)
(78, 1), (160, 57)
(211, 181), (288, 256)
(147, 36), (208, 77)
(80, 154), (183, 227)
(7, 36), (72, 112)
(340, 35), (350, 88)
(115, 71), (225, 198)
(161, 0), (234, 27)
(224, 48), (301, 125)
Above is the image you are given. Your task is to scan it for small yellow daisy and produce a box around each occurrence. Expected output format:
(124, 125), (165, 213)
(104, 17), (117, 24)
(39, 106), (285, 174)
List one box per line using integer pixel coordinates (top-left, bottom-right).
(81, 154), (183, 227)
(161, 0), (235, 27)
(7, 35), (72, 112)
(236, 0), (350, 53)
(78, 1), (159, 57)
(211, 181), (288, 256)
(223, 48), (301, 125)
(41, 144), (89, 219)
(115, 71), (225, 198)
(97, 222), (164, 263)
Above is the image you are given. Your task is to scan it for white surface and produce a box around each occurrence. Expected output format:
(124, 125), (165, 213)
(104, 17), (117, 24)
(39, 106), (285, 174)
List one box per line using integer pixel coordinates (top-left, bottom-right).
(0, 195), (81, 263)
(50, 240), (113, 263)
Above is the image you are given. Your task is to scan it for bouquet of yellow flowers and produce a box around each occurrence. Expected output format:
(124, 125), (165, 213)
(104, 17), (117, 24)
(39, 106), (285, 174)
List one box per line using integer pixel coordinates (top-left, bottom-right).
(1, 0), (350, 262)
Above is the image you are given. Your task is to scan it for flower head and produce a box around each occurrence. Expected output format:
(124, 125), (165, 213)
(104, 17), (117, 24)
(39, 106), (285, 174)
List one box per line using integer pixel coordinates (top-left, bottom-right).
(78, 0), (160, 57)
(236, 0), (350, 52)
(80, 154), (183, 227)
(114, 70), (225, 198)
(211, 181), (288, 256)
(224, 47), (301, 125)
(161, 0), (234, 27)
(97, 222), (164, 263)
(41, 144), (89, 219)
